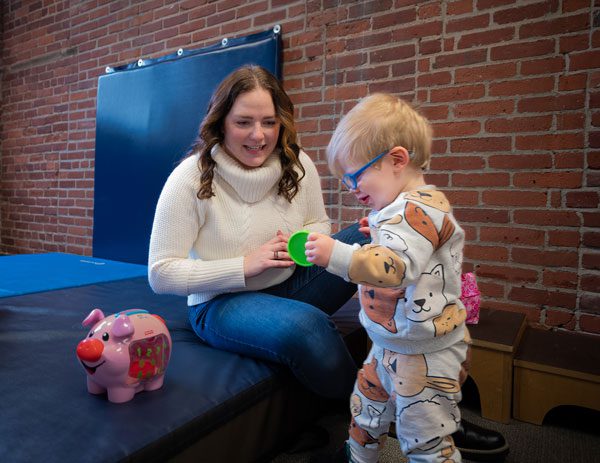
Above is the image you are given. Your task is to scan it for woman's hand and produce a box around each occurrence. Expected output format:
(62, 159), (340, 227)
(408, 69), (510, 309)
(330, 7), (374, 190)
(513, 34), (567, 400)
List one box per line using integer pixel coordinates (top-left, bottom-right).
(359, 216), (370, 238)
(305, 232), (335, 267)
(243, 230), (294, 278)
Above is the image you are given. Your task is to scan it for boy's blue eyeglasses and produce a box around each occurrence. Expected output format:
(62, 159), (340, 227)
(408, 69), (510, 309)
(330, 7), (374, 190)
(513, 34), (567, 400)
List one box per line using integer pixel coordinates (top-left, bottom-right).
(342, 149), (416, 190)
(342, 150), (390, 190)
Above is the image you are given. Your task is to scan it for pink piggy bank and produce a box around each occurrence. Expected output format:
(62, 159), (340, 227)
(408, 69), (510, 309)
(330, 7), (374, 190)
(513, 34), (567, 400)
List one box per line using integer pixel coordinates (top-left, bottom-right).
(76, 308), (172, 403)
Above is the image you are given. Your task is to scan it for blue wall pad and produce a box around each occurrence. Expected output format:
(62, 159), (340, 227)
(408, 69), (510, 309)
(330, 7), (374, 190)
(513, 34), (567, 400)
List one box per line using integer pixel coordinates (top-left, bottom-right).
(0, 278), (317, 463)
(0, 253), (147, 297)
(93, 27), (282, 264)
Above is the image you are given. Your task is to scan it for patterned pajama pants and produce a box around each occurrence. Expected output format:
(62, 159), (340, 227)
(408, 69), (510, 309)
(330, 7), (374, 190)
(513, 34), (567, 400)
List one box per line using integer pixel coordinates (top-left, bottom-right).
(346, 342), (468, 463)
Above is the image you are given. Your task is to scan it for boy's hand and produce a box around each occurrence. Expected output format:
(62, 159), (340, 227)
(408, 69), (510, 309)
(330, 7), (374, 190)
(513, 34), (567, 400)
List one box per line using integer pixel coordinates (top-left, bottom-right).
(305, 233), (335, 267)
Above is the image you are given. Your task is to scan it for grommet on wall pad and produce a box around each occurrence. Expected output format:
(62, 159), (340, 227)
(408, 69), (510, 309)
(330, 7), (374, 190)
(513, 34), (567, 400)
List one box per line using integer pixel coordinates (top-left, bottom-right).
(137, 59), (145, 67)
(273, 24), (281, 34)
(221, 38), (228, 47)
(105, 66), (113, 74)
(177, 48), (183, 56)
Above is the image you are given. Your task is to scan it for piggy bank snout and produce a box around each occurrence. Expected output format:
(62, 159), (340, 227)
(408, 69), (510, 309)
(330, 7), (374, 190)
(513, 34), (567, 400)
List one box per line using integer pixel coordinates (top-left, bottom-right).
(76, 338), (104, 362)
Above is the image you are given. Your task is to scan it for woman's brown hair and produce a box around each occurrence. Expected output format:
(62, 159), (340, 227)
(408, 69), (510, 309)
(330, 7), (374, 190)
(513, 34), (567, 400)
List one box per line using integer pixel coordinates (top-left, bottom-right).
(188, 65), (304, 202)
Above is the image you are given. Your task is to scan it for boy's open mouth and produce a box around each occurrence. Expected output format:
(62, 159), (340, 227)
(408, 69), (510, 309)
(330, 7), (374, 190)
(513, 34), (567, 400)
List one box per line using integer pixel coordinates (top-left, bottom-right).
(356, 195), (370, 205)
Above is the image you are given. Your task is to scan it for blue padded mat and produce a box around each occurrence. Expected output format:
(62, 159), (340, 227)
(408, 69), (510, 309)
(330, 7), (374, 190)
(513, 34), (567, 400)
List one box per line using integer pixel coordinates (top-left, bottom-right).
(0, 253), (147, 297)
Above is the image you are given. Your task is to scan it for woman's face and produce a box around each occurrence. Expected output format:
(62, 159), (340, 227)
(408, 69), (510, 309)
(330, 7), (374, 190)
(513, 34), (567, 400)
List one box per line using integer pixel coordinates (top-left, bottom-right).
(223, 88), (281, 169)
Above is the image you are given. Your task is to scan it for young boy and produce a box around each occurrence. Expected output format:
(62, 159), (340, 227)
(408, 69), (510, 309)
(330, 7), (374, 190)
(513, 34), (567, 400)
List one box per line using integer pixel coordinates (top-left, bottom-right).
(306, 93), (468, 463)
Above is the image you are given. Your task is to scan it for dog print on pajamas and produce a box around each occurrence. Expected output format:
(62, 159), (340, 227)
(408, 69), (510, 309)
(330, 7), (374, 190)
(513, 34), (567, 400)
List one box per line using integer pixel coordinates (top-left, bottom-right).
(404, 189), (451, 213)
(434, 303), (466, 336)
(348, 244), (406, 287)
(405, 202), (455, 250)
(357, 357), (390, 402)
(405, 263), (448, 323)
(397, 394), (460, 455)
(350, 416), (380, 447)
(360, 285), (405, 333)
(351, 393), (363, 417)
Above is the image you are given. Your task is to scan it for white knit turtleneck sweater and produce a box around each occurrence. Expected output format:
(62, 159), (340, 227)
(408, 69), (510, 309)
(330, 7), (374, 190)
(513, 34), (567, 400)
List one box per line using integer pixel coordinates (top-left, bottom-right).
(148, 145), (330, 306)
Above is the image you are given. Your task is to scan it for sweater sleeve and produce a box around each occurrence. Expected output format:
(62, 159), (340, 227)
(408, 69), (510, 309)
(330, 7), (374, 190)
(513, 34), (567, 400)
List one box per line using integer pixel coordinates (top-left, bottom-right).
(148, 157), (246, 297)
(298, 152), (331, 235)
(327, 241), (360, 281)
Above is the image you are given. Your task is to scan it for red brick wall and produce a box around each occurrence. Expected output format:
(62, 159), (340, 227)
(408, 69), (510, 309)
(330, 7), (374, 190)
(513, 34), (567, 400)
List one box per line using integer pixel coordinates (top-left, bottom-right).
(1, 0), (599, 334)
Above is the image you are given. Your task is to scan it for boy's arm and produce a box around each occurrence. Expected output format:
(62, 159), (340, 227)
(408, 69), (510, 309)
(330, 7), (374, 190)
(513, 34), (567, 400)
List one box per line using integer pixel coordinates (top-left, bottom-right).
(328, 207), (438, 288)
(308, 226), (421, 287)
(324, 237), (412, 288)
(305, 233), (359, 280)
(309, 200), (445, 288)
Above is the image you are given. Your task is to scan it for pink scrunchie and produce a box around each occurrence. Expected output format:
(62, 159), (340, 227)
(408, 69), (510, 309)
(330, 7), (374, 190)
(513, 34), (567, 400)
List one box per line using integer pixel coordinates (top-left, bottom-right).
(460, 272), (480, 325)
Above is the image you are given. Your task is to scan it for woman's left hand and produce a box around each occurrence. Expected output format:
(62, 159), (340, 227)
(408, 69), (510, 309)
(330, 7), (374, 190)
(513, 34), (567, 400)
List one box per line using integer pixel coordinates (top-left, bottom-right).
(358, 216), (370, 238)
(305, 233), (335, 267)
(243, 231), (293, 278)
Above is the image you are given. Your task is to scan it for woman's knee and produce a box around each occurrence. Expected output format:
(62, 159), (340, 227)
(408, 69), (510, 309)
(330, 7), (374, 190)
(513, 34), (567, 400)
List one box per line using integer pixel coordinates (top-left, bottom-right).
(274, 308), (344, 363)
(276, 307), (336, 354)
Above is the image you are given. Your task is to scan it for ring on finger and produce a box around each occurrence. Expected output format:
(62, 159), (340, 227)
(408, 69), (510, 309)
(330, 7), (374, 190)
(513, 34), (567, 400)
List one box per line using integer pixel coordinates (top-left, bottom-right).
(274, 250), (279, 260)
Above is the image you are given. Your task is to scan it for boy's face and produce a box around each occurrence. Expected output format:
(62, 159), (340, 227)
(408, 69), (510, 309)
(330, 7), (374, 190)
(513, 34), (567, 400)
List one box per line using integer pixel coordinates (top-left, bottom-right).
(345, 155), (404, 211)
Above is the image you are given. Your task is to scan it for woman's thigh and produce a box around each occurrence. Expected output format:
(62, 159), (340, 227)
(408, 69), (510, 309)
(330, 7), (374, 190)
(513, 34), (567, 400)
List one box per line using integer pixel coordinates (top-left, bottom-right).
(189, 291), (357, 397)
(190, 292), (321, 355)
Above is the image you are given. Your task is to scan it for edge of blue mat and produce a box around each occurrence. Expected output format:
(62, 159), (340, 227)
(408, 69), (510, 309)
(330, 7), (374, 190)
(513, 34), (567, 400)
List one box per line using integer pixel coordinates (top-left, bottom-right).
(0, 252), (148, 297)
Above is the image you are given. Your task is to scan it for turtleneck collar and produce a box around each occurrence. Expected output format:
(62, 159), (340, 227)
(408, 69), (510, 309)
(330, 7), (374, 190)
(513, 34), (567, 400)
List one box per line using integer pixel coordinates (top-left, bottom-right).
(211, 144), (282, 203)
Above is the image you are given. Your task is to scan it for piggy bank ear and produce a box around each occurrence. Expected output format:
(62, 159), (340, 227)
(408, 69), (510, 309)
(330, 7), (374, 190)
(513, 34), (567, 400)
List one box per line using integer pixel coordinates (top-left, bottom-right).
(112, 314), (134, 338)
(82, 308), (105, 327)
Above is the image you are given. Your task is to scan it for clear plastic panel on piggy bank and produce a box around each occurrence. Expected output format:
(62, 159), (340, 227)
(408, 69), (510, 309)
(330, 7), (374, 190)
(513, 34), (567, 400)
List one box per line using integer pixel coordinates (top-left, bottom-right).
(127, 334), (170, 383)
(76, 308), (172, 403)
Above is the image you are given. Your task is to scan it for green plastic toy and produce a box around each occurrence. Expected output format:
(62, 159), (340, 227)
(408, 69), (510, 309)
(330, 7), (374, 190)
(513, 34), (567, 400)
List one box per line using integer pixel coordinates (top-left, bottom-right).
(287, 230), (313, 267)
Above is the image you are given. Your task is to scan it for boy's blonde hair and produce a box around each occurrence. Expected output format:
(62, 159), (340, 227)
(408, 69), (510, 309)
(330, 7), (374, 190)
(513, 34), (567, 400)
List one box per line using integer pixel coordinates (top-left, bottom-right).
(327, 93), (432, 178)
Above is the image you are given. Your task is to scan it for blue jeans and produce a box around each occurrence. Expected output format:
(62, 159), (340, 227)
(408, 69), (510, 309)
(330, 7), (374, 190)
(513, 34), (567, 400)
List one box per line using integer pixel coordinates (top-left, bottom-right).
(188, 223), (368, 399)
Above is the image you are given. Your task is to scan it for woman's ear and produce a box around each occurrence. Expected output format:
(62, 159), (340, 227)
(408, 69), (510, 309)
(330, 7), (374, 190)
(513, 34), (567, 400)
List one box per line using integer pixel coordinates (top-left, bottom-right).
(388, 146), (411, 170)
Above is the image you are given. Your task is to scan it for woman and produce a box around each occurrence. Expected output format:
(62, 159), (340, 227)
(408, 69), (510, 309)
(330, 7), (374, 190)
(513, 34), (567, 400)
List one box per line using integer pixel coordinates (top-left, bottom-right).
(148, 65), (366, 399)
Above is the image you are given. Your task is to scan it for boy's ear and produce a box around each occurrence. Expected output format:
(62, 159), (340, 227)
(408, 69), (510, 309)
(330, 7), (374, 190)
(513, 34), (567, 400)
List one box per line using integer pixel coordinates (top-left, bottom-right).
(388, 146), (411, 170)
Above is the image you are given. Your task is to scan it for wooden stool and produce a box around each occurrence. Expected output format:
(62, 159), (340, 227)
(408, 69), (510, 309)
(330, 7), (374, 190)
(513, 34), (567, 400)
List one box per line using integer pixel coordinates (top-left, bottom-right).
(513, 328), (600, 425)
(468, 308), (526, 423)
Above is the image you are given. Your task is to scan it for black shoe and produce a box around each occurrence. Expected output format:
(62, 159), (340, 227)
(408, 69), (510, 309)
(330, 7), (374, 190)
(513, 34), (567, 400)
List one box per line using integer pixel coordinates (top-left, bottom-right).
(452, 419), (509, 462)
